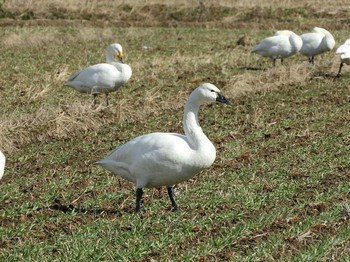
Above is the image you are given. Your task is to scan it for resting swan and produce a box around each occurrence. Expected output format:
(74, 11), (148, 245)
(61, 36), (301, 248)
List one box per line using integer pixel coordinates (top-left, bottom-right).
(96, 83), (231, 212)
(251, 30), (302, 66)
(299, 27), (335, 64)
(66, 43), (132, 105)
(0, 150), (5, 180)
(335, 39), (350, 76)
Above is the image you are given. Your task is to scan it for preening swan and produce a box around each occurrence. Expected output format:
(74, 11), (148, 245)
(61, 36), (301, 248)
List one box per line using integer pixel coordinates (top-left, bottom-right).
(0, 150), (5, 180)
(96, 83), (231, 213)
(335, 39), (350, 76)
(251, 30), (302, 66)
(299, 27), (335, 64)
(66, 43), (132, 105)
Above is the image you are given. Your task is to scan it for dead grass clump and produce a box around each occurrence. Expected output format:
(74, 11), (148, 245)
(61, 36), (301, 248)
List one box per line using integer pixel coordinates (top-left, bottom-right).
(0, 101), (129, 153)
(0, 89), (187, 154)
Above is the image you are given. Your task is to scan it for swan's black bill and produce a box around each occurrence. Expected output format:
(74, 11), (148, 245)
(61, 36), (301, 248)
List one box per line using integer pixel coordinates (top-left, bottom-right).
(216, 92), (232, 105)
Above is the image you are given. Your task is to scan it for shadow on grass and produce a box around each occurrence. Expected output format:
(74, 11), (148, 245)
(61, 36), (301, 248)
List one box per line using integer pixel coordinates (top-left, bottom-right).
(239, 66), (266, 71)
(43, 199), (121, 216)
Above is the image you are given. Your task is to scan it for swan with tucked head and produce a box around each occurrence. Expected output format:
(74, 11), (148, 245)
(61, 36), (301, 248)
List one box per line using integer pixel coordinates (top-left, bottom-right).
(299, 27), (335, 64)
(335, 39), (350, 76)
(0, 150), (5, 180)
(96, 83), (231, 213)
(66, 43), (132, 105)
(252, 30), (302, 66)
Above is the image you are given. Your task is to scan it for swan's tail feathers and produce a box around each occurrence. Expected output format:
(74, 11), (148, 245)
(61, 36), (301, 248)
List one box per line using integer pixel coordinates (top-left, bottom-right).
(95, 159), (121, 174)
(251, 45), (259, 53)
(66, 70), (82, 82)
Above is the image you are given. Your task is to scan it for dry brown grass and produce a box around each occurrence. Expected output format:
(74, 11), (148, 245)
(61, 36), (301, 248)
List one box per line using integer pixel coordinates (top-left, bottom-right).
(3, 0), (350, 10)
(2, 0), (350, 30)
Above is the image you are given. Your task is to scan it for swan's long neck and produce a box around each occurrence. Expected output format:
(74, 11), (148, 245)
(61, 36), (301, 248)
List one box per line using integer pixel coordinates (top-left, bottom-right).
(324, 32), (335, 50)
(106, 49), (116, 64)
(106, 50), (132, 83)
(289, 34), (302, 52)
(183, 98), (212, 150)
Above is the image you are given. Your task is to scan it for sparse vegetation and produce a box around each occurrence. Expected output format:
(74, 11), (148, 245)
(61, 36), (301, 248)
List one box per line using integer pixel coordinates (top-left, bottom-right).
(1, 1), (350, 261)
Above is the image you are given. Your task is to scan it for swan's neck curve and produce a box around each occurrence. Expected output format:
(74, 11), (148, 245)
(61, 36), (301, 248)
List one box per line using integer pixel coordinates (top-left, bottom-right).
(324, 32), (335, 50)
(289, 34), (303, 52)
(106, 50), (132, 83)
(106, 49), (117, 64)
(183, 98), (213, 152)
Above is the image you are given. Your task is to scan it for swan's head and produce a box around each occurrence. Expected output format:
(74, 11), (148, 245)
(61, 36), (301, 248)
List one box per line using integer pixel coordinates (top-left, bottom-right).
(108, 43), (124, 62)
(192, 83), (231, 105)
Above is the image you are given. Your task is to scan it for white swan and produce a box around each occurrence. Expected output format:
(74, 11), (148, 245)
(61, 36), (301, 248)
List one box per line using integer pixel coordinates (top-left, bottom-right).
(0, 150), (5, 180)
(66, 43), (132, 105)
(335, 39), (350, 76)
(96, 83), (231, 212)
(251, 30), (302, 66)
(299, 27), (335, 64)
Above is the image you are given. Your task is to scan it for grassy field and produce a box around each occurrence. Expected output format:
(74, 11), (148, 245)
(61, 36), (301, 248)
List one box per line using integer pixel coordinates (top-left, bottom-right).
(1, 1), (350, 261)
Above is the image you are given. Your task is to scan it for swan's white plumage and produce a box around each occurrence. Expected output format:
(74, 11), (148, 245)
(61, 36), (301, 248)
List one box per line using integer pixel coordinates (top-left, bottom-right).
(96, 83), (230, 211)
(299, 27), (335, 64)
(0, 150), (5, 180)
(335, 39), (350, 76)
(252, 30), (302, 66)
(66, 43), (132, 104)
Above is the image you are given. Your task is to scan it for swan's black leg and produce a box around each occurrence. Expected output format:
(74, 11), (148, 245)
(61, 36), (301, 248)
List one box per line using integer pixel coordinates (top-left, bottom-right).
(311, 56), (315, 65)
(281, 58), (284, 65)
(92, 94), (97, 105)
(135, 188), (143, 213)
(272, 59), (276, 67)
(167, 186), (178, 211)
(105, 93), (109, 106)
(337, 62), (344, 77)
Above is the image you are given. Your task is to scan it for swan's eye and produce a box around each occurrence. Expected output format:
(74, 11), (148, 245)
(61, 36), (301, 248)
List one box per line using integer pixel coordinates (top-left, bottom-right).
(210, 89), (215, 92)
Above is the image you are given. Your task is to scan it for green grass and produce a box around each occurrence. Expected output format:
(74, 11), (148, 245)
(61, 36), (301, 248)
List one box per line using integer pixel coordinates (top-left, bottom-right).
(1, 17), (350, 261)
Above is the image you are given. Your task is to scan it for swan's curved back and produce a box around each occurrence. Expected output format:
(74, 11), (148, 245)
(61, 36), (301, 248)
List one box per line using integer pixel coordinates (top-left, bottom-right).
(336, 39), (350, 54)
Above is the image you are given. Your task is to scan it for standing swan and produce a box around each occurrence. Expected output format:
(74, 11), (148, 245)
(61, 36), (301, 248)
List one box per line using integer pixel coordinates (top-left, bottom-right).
(0, 150), (5, 180)
(335, 39), (350, 76)
(66, 43), (132, 105)
(299, 27), (335, 64)
(251, 30), (302, 66)
(96, 83), (231, 213)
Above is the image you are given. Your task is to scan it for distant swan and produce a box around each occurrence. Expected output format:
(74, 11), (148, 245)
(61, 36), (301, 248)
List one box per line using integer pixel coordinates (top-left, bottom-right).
(96, 83), (231, 212)
(251, 30), (302, 66)
(335, 39), (350, 76)
(0, 150), (5, 180)
(66, 43), (132, 105)
(299, 27), (335, 64)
